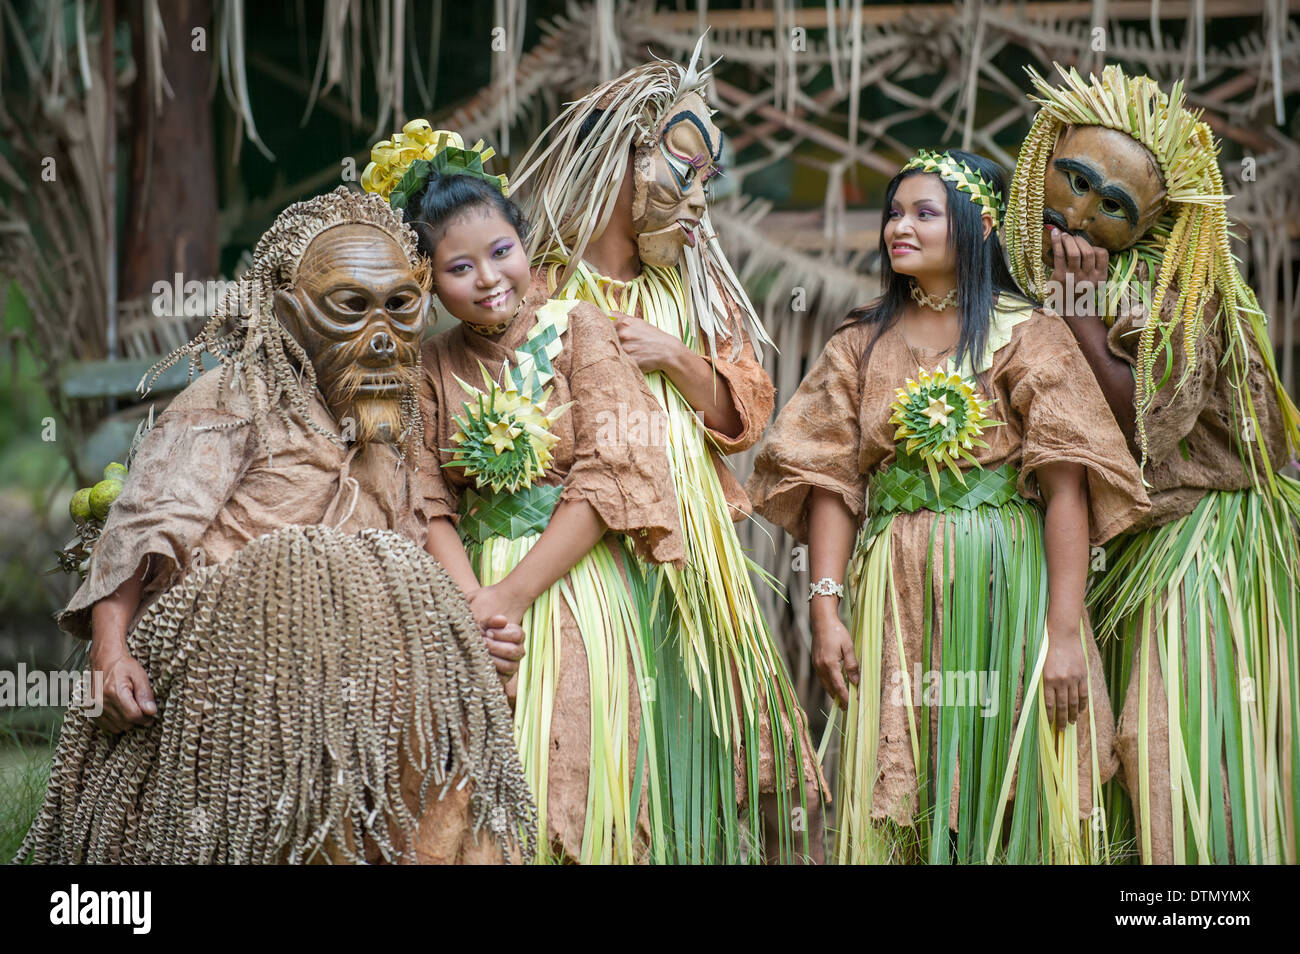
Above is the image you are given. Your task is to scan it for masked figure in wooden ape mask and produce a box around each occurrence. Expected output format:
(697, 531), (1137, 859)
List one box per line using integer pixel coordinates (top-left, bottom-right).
(1005, 64), (1300, 867)
(274, 222), (426, 448)
(22, 187), (535, 866)
(630, 90), (723, 268)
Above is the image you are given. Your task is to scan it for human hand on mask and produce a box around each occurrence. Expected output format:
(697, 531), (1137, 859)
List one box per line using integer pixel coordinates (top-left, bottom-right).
(609, 311), (688, 374)
(1048, 227), (1109, 321)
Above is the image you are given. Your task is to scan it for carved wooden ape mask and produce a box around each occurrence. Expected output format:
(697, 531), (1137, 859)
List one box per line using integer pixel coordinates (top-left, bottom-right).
(274, 223), (427, 445)
(631, 91), (722, 267)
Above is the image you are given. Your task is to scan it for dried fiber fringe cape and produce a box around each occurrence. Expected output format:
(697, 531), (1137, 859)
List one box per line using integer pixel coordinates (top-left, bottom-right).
(17, 525), (535, 864)
(418, 275), (685, 864)
(1004, 65), (1300, 865)
(18, 187), (536, 864)
(748, 299), (1151, 864)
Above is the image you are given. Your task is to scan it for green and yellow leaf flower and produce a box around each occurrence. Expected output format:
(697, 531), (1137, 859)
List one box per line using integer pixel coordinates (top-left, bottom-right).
(888, 365), (1002, 493)
(446, 363), (571, 494)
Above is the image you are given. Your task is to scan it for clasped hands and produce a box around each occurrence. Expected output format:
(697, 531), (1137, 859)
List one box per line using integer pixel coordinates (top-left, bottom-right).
(466, 583), (529, 703)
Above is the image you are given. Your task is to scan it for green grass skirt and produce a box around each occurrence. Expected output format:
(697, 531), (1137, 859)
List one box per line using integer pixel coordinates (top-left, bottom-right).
(1090, 482), (1300, 864)
(833, 498), (1110, 864)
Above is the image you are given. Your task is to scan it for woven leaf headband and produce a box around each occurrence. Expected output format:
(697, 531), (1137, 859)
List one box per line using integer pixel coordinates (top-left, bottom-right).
(362, 121), (509, 210)
(901, 149), (1004, 227)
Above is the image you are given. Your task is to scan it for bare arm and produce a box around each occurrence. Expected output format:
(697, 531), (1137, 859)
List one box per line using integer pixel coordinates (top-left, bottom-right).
(424, 516), (482, 595)
(660, 339), (743, 438)
(467, 498), (607, 627)
(808, 487), (861, 708)
(1038, 460), (1091, 729)
(1050, 231), (1138, 450)
(610, 313), (743, 438)
(88, 558), (157, 733)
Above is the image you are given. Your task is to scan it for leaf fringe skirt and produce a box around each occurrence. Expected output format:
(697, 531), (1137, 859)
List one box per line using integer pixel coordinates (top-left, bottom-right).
(467, 529), (662, 864)
(833, 499), (1113, 864)
(1091, 483), (1300, 864)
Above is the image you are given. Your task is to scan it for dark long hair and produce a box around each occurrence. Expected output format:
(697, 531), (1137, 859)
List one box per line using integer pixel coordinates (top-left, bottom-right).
(402, 173), (531, 260)
(850, 150), (1036, 373)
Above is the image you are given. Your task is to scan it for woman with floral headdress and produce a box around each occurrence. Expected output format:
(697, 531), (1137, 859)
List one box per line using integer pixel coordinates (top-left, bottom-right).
(363, 125), (684, 864)
(748, 150), (1150, 863)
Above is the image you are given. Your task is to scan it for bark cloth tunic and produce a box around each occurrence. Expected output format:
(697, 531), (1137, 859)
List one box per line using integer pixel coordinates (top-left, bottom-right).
(748, 298), (1150, 861)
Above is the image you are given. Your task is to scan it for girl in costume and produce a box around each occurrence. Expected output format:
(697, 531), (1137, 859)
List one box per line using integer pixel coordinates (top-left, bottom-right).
(364, 126), (684, 864)
(1004, 64), (1300, 864)
(747, 150), (1150, 863)
(512, 38), (825, 864)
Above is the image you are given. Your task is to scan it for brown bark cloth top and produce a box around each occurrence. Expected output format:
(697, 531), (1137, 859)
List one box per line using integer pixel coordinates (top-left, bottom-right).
(747, 302), (1152, 823)
(416, 272), (684, 566)
(1106, 266), (1292, 527)
(417, 273), (685, 860)
(60, 369), (427, 641)
(545, 260), (776, 521)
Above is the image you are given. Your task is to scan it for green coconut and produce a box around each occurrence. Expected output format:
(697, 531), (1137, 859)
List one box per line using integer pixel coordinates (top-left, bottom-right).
(69, 488), (94, 524)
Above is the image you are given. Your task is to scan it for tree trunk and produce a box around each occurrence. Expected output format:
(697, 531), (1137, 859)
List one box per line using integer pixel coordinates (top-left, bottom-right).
(120, 0), (218, 316)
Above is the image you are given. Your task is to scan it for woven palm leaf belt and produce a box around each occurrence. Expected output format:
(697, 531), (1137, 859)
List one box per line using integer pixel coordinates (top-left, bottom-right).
(865, 453), (1020, 537)
(458, 483), (563, 544)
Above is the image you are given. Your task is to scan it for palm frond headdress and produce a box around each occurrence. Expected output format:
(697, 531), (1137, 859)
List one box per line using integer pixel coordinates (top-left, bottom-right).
(1005, 63), (1299, 470)
(510, 36), (771, 360)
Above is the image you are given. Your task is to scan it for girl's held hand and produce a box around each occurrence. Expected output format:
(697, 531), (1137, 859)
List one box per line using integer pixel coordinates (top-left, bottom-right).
(812, 615), (860, 709)
(1042, 630), (1089, 730)
(481, 615), (526, 680)
(467, 584), (528, 681)
(609, 311), (686, 374)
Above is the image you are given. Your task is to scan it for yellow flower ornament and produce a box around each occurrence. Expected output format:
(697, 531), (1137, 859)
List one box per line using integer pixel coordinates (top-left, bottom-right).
(447, 364), (571, 494)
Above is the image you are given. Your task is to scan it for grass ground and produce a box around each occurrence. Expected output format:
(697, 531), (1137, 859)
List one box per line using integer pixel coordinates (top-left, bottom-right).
(0, 724), (55, 862)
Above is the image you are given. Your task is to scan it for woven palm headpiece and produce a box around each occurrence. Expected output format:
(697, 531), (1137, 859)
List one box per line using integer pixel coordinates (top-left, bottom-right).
(901, 149), (1004, 228)
(362, 121), (509, 210)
